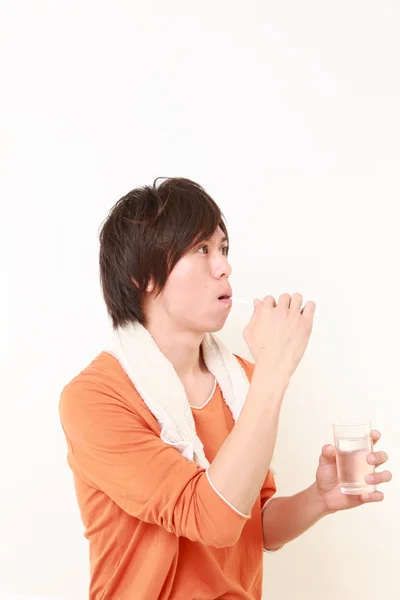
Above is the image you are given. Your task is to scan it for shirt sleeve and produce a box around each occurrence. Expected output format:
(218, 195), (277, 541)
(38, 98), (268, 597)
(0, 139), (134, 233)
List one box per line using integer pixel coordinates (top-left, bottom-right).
(59, 379), (251, 549)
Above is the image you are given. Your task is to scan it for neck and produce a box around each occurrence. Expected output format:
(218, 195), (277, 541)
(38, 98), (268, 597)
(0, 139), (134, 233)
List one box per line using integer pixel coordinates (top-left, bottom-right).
(144, 316), (207, 379)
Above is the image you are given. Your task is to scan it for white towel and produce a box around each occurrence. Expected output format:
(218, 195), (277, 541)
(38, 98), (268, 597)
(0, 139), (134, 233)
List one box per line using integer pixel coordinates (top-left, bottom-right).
(105, 322), (252, 468)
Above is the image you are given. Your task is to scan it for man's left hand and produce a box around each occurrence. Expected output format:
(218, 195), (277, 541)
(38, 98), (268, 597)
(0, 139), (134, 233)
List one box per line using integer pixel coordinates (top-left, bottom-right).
(314, 430), (392, 513)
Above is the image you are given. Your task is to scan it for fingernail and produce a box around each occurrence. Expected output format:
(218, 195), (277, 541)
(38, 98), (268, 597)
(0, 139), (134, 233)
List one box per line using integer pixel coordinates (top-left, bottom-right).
(365, 474), (375, 483)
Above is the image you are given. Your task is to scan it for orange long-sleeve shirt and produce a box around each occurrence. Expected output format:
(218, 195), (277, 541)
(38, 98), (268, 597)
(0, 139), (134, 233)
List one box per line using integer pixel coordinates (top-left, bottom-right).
(59, 351), (276, 600)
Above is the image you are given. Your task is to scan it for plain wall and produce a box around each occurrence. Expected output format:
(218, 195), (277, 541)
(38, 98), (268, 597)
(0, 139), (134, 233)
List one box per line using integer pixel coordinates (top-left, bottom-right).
(1, 1), (399, 598)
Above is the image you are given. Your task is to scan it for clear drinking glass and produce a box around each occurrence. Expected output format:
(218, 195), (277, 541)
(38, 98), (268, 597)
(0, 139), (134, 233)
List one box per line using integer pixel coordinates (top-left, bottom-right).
(333, 419), (376, 495)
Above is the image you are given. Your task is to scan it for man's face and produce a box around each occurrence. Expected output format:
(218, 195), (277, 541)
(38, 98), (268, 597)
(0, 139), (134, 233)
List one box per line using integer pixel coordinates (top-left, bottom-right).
(146, 227), (233, 333)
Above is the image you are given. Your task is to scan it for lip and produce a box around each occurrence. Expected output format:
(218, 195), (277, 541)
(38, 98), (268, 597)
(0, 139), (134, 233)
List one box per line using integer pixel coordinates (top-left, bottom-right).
(218, 297), (232, 306)
(217, 287), (233, 306)
(217, 287), (232, 300)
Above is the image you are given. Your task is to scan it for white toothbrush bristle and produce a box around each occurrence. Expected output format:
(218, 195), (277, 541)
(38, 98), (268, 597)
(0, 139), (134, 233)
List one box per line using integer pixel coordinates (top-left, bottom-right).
(234, 297), (253, 306)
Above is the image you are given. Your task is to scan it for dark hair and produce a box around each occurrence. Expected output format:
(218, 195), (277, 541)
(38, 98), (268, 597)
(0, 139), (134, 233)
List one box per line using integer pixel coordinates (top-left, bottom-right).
(99, 177), (229, 329)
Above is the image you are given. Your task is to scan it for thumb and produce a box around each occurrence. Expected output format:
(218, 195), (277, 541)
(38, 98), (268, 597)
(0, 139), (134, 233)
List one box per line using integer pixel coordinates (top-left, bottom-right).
(246, 298), (262, 326)
(319, 444), (336, 467)
(243, 298), (262, 338)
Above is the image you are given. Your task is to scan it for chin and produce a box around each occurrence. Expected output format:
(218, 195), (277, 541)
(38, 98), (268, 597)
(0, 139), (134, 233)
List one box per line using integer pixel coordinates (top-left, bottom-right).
(209, 323), (225, 333)
(203, 316), (229, 334)
(184, 311), (230, 335)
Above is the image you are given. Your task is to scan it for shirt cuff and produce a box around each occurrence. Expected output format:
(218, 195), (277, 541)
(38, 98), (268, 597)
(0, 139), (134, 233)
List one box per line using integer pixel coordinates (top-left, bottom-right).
(263, 545), (283, 553)
(261, 496), (283, 552)
(205, 468), (251, 519)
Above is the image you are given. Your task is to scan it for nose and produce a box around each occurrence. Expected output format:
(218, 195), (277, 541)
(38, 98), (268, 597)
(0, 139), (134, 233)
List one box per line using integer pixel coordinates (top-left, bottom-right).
(211, 253), (232, 279)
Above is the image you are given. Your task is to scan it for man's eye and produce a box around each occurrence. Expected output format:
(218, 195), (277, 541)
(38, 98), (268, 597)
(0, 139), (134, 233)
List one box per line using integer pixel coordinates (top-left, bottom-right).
(197, 244), (228, 256)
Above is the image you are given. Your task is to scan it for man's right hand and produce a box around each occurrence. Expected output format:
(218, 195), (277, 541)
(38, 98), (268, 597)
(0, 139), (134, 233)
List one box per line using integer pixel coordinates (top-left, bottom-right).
(243, 293), (316, 378)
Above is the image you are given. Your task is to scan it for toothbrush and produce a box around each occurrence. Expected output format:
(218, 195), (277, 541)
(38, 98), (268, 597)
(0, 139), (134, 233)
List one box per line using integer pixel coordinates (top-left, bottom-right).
(234, 297), (254, 307)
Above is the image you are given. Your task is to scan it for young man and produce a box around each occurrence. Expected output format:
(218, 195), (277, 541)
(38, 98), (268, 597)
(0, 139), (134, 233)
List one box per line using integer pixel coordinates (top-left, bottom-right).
(60, 177), (391, 600)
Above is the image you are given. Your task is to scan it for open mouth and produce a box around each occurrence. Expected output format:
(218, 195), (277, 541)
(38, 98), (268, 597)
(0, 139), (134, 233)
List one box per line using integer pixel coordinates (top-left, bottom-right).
(218, 295), (232, 303)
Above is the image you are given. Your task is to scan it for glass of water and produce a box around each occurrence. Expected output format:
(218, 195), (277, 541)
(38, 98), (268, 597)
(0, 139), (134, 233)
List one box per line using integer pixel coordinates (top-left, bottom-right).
(333, 419), (376, 495)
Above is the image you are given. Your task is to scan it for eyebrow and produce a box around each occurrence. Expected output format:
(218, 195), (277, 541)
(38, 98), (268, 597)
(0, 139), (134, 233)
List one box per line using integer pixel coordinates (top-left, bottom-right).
(194, 234), (228, 247)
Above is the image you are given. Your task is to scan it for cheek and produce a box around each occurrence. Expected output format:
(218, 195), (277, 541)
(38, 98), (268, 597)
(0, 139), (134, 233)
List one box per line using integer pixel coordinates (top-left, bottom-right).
(165, 258), (206, 301)
(171, 257), (194, 280)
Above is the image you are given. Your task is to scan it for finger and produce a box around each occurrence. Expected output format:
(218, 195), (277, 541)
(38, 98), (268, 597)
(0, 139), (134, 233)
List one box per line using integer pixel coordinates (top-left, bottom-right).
(319, 444), (336, 466)
(262, 295), (277, 308)
(371, 430), (381, 445)
(367, 451), (388, 466)
(301, 300), (316, 319)
(278, 293), (291, 308)
(289, 293), (303, 311)
(253, 298), (262, 309)
(365, 470), (392, 485)
(360, 490), (384, 503)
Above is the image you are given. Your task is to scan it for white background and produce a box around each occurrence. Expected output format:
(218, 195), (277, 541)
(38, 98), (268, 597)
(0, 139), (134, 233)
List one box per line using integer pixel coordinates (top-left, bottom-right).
(1, 1), (399, 599)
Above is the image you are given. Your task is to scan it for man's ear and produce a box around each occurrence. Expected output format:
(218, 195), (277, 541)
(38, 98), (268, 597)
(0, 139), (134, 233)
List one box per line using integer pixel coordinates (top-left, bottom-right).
(130, 276), (155, 293)
(146, 281), (155, 293)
